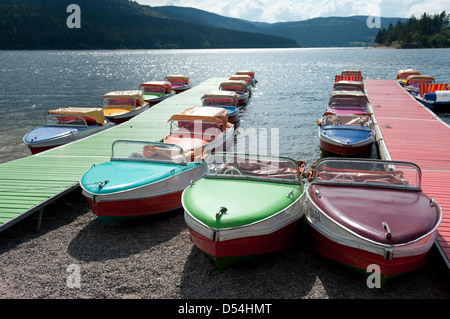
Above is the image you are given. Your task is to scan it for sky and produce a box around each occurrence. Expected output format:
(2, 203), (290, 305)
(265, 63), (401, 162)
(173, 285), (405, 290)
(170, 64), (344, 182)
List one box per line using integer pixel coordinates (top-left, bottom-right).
(135, 0), (449, 23)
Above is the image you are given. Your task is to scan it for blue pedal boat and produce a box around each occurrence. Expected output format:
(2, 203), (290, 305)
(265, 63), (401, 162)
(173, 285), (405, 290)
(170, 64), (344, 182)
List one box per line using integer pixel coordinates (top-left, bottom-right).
(317, 113), (374, 156)
(201, 90), (240, 124)
(80, 141), (204, 226)
(23, 107), (114, 154)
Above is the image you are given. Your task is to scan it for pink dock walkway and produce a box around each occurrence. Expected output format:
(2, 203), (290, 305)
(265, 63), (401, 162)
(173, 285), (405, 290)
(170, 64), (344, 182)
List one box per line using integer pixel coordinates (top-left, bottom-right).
(365, 79), (450, 268)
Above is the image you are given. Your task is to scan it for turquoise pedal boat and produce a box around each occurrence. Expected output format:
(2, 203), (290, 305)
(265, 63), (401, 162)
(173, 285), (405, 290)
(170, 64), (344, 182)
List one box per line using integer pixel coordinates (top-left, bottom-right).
(80, 141), (204, 226)
(182, 153), (306, 269)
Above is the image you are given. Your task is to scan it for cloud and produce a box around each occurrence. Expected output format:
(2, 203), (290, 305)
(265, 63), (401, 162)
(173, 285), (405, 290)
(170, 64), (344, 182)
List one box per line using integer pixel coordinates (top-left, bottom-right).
(136, 0), (449, 23)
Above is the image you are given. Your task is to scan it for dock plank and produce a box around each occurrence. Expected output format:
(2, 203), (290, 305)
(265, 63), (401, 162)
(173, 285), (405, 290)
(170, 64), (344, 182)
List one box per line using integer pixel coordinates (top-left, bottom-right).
(0, 77), (226, 232)
(366, 79), (450, 268)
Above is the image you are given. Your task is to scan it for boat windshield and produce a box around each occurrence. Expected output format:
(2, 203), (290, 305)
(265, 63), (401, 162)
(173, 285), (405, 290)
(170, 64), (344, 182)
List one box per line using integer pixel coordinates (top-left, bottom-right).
(220, 85), (245, 94)
(103, 97), (135, 108)
(329, 97), (368, 109)
(312, 158), (421, 190)
(45, 114), (88, 127)
(140, 86), (165, 94)
(202, 98), (237, 107)
(166, 78), (186, 85)
(111, 140), (187, 165)
(320, 115), (373, 130)
(203, 153), (302, 184)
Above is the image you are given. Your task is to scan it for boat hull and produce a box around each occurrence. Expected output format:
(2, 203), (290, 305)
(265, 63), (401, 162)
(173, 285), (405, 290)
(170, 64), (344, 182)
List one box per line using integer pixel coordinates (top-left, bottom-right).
(104, 104), (150, 124)
(304, 186), (441, 279)
(237, 92), (249, 106)
(143, 93), (175, 105)
(172, 85), (191, 94)
(81, 162), (204, 226)
(308, 227), (432, 279)
(187, 221), (300, 270)
(319, 130), (374, 156)
(86, 189), (184, 226)
(415, 96), (450, 112)
(183, 178), (304, 269)
(24, 123), (114, 154)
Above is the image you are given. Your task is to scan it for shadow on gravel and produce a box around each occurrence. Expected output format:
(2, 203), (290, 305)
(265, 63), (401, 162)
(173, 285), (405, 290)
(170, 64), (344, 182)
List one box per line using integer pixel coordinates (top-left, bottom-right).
(179, 220), (450, 299)
(0, 188), (88, 255)
(67, 207), (186, 262)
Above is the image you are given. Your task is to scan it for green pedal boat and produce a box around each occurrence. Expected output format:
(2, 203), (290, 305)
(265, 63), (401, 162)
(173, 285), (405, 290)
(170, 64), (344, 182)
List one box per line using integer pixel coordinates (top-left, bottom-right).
(182, 153), (306, 269)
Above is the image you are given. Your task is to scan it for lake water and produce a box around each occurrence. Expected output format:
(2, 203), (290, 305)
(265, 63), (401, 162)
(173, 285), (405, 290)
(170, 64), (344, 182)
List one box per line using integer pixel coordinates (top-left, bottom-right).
(1, 48), (450, 165)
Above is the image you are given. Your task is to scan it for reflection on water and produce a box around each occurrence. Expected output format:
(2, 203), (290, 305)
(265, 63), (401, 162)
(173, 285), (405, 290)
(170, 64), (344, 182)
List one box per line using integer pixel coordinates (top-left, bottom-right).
(1, 48), (449, 165)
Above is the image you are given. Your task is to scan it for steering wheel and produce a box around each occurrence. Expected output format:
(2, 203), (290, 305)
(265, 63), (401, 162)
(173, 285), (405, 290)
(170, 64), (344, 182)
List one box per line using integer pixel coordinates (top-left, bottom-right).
(222, 167), (243, 175)
(130, 152), (144, 159)
(332, 173), (355, 182)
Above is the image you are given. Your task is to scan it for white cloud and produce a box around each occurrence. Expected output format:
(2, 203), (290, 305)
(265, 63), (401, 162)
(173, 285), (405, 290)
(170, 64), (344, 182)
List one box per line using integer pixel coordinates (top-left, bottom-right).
(136, 0), (449, 23)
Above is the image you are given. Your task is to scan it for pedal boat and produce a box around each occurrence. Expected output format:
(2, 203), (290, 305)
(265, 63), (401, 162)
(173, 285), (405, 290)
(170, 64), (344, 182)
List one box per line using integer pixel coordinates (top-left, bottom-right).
(23, 107), (114, 154)
(415, 89), (450, 112)
(396, 69), (420, 87)
(163, 106), (234, 161)
(235, 70), (257, 87)
(304, 158), (442, 281)
(317, 113), (374, 156)
(101, 90), (150, 124)
(139, 81), (175, 105)
(201, 90), (240, 124)
(80, 141), (204, 226)
(164, 75), (191, 94)
(219, 80), (250, 106)
(229, 75), (253, 97)
(183, 153), (306, 269)
(333, 80), (365, 93)
(404, 75), (435, 96)
(327, 91), (370, 115)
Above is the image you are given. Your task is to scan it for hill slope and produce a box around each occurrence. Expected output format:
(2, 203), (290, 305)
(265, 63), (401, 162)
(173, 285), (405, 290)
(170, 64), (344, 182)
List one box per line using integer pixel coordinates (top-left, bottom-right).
(152, 6), (406, 47)
(0, 0), (298, 49)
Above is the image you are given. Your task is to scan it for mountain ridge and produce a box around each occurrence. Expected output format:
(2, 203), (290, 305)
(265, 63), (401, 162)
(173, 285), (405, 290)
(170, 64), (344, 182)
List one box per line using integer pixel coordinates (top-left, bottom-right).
(0, 0), (407, 49)
(151, 5), (407, 47)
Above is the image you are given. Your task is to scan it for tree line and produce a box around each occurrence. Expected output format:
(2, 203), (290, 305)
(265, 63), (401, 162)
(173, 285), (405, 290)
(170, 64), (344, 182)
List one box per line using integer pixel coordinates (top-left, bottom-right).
(375, 11), (450, 48)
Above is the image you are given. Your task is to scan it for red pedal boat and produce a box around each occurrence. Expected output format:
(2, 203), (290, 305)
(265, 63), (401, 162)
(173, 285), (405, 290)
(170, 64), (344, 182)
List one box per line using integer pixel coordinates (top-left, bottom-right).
(304, 158), (442, 282)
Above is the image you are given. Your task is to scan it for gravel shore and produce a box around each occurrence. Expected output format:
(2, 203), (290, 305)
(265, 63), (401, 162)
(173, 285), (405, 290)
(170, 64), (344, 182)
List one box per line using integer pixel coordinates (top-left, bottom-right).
(0, 189), (448, 300)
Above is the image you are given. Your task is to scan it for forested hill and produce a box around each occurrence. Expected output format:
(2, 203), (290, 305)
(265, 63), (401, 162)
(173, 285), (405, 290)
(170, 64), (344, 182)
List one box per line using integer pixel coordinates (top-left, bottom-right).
(0, 0), (298, 49)
(375, 12), (450, 48)
(151, 6), (406, 47)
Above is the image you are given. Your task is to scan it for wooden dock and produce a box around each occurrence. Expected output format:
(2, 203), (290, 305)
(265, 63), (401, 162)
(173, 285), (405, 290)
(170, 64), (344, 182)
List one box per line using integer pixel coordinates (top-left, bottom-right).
(0, 77), (226, 232)
(366, 79), (450, 268)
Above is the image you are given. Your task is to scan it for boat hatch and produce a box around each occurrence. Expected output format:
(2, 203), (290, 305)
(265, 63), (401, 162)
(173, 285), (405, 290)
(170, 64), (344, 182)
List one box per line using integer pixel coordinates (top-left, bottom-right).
(203, 153), (302, 184)
(111, 140), (188, 165)
(312, 158), (422, 190)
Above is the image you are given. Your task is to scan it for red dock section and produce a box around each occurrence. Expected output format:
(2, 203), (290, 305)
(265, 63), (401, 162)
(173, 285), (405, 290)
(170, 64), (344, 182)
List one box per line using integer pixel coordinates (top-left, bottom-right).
(365, 79), (450, 268)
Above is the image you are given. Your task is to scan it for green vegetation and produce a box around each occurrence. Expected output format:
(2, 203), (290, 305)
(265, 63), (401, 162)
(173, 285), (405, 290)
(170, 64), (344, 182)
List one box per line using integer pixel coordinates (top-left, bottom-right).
(0, 0), (298, 49)
(375, 11), (450, 48)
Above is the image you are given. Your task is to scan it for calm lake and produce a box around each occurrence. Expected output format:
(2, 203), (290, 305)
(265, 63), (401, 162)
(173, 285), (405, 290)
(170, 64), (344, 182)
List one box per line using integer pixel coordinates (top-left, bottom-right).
(1, 48), (450, 165)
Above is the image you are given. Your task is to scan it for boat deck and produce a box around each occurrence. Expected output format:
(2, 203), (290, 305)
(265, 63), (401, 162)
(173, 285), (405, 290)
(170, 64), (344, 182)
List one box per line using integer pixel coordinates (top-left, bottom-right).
(366, 79), (450, 268)
(0, 77), (226, 232)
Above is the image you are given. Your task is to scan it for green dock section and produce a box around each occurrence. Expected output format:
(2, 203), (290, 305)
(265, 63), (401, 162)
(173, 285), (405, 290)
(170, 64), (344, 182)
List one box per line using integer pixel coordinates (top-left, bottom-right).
(0, 77), (226, 232)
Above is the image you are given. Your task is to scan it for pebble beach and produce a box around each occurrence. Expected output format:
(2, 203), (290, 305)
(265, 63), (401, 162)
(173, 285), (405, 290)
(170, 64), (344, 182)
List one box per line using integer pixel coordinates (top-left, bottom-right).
(0, 189), (448, 301)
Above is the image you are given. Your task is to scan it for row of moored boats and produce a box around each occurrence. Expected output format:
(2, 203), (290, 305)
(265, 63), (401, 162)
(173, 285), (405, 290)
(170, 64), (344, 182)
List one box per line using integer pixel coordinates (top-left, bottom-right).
(311, 70), (442, 282)
(396, 68), (450, 112)
(24, 69), (442, 283)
